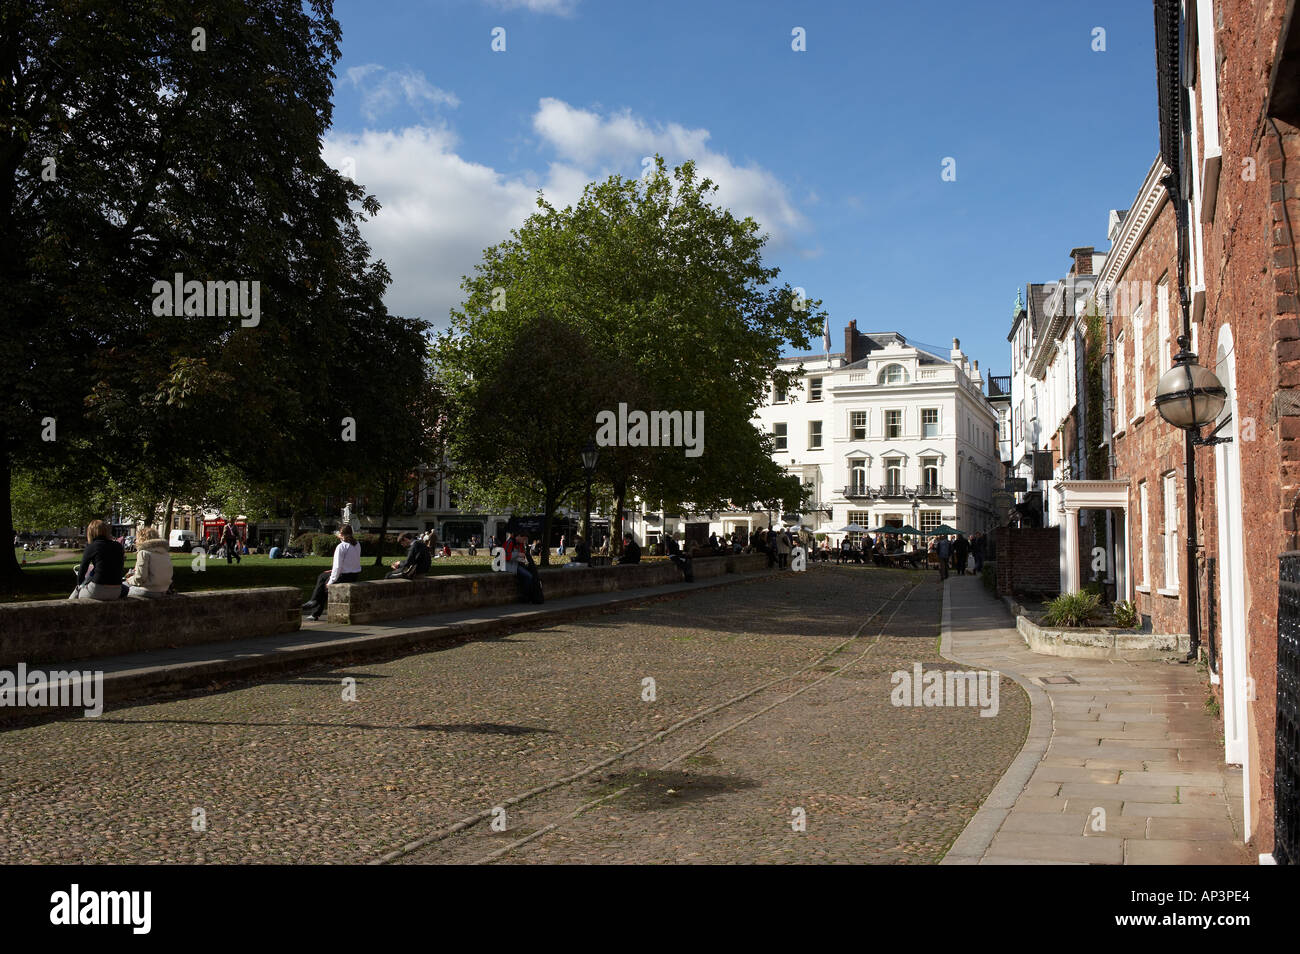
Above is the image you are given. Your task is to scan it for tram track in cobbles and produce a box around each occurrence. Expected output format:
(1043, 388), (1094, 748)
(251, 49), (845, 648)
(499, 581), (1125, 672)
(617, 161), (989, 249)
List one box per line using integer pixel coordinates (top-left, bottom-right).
(0, 567), (1028, 864)
(380, 578), (929, 864)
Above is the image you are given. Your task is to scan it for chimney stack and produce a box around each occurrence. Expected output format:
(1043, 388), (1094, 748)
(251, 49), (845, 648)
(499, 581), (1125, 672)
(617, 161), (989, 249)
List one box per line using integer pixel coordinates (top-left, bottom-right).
(1069, 246), (1095, 276)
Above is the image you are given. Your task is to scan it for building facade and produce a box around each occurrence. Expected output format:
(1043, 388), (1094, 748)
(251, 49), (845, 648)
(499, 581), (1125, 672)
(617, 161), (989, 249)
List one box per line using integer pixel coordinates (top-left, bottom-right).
(741, 324), (1001, 542)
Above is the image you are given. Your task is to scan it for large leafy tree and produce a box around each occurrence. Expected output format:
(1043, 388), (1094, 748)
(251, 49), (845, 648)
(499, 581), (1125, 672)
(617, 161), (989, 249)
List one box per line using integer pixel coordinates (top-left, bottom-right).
(449, 158), (825, 549)
(439, 315), (616, 566)
(0, 0), (393, 584)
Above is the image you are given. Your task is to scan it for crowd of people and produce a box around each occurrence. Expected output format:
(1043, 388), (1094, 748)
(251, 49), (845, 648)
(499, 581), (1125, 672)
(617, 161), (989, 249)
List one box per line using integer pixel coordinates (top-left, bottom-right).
(802, 529), (989, 581)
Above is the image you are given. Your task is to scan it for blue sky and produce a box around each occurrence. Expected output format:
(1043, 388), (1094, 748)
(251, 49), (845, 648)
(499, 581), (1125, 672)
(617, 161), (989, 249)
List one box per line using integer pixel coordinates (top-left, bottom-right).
(327, 0), (1159, 376)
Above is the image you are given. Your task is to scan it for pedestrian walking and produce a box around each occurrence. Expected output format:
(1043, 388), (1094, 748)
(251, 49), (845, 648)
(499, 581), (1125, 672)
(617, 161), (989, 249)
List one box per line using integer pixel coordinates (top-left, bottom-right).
(953, 533), (970, 576)
(935, 534), (951, 583)
(221, 523), (242, 565)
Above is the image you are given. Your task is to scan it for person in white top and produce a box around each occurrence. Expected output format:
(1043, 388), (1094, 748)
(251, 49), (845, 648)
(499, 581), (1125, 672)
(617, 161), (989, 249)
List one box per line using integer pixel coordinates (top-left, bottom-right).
(302, 525), (362, 620)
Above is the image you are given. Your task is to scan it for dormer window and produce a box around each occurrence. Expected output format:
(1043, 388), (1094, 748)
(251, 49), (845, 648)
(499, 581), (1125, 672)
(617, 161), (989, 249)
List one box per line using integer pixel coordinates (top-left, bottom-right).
(880, 363), (908, 385)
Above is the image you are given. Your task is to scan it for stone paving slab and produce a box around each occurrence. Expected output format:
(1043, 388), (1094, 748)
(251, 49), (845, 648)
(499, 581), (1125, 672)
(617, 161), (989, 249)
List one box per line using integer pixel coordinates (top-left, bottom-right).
(938, 576), (1254, 866)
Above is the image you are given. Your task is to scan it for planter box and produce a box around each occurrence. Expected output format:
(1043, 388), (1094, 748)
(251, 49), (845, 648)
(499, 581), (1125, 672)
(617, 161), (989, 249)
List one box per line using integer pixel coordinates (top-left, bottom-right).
(1015, 613), (1190, 660)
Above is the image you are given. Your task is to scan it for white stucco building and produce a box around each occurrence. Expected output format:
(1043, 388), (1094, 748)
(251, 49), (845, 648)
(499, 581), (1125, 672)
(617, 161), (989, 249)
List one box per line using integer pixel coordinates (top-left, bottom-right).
(631, 324), (1000, 546)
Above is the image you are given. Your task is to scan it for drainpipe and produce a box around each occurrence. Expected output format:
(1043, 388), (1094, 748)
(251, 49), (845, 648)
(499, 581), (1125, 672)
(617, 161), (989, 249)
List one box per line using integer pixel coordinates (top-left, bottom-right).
(1164, 168), (1201, 664)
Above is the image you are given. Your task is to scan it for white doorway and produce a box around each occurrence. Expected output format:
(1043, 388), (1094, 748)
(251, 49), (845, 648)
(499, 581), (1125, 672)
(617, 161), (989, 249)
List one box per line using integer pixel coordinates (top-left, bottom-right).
(1213, 325), (1251, 836)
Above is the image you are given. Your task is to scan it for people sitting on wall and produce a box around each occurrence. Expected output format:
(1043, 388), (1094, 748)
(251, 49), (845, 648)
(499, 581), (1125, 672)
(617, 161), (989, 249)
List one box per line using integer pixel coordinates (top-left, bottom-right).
(125, 526), (173, 598)
(386, 532), (431, 579)
(567, 534), (591, 567)
(70, 519), (126, 601)
(665, 533), (693, 582)
(301, 525), (362, 621)
(618, 532), (642, 565)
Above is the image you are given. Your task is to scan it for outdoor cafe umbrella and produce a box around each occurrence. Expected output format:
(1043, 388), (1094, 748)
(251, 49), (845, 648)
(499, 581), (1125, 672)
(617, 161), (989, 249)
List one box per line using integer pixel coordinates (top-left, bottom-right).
(838, 523), (868, 533)
(898, 524), (921, 536)
(929, 524), (958, 535)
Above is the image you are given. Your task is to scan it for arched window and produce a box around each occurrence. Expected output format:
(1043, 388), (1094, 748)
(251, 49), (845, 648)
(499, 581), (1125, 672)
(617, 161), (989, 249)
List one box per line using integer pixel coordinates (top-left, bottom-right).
(880, 363), (908, 385)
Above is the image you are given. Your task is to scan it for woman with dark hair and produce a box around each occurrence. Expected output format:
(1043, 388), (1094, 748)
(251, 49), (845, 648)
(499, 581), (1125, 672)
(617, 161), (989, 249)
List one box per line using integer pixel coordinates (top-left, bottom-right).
(70, 519), (126, 600)
(301, 525), (362, 621)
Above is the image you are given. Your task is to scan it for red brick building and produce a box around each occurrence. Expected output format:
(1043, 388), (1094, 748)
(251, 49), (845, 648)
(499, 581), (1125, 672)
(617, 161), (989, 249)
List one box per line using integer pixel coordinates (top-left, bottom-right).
(1180, 0), (1300, 860)
(1095, 0), (1300, 860)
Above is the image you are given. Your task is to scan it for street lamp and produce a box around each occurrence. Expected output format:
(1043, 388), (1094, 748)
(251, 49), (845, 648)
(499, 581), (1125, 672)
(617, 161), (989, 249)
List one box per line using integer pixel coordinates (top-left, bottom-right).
(581, 441), (599, 548)
(1152, 334), (1231, 663)
(1154, 336), (1228, 434)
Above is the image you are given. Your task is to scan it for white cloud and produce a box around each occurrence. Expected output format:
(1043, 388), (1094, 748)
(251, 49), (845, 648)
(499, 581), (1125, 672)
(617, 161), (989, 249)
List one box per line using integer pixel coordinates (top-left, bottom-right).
(326, 99), (812, 328)
(532, 98), (808, 243)
(483, 0), (578, 14)
(346, 65), (459, 121)
(324, 125), (583, 327)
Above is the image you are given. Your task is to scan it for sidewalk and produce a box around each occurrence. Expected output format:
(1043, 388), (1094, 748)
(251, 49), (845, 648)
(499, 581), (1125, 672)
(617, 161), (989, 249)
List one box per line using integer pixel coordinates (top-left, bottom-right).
(939, 575), (1254, 865)
(0, 571), (769, 720)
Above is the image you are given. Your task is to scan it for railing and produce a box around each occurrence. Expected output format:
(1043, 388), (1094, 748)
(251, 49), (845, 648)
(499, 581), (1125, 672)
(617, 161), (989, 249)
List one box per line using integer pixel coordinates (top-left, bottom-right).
(988, 375), (1011, 397)
(877, 484), (908, 498)
(841, 485), (874, 498)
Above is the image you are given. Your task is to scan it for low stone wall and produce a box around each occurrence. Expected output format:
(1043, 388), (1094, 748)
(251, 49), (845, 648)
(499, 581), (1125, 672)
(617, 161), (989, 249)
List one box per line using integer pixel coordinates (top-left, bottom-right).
(327, 555), (759, 625)
(1015, 613), (1190, 660)
(0, 588), (302, 667)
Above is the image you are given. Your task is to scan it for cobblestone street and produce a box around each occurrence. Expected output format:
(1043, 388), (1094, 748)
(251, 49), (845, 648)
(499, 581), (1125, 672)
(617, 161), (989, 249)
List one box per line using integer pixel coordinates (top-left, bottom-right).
(0, 567), (1029, 864)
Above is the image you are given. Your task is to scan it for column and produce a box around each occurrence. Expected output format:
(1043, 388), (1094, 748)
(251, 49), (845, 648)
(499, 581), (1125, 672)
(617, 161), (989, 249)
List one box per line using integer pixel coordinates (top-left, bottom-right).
(1061, 506), (1080, 592)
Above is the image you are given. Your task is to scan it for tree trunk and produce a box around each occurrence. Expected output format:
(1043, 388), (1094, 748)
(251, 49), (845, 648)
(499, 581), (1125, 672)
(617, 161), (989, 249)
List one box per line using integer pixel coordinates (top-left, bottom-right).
(375, 479), (397, 567)
(539, 489), (557, 567)
(163, 497), (175, 542)
(612, 477), (627, 556)
(0, 453), (21, 584)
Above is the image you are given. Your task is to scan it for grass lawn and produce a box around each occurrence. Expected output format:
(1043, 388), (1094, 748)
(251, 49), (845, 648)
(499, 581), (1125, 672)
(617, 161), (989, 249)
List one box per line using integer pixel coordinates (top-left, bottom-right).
(4, 551), (497, 603)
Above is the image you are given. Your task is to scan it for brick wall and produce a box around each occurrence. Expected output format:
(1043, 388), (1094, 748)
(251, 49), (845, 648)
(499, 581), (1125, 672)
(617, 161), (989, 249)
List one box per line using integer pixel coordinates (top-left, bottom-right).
(993, 526), (1061, 597)
(1189, 0), (1300, 854)
(1109, 197), (1191, 639)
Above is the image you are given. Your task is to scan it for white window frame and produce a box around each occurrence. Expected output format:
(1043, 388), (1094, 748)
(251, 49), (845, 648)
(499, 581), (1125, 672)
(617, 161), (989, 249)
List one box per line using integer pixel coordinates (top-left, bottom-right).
(773, 422), (787, 451)
(1161, 471), (1180, 594)
(849, 459), (868, 495)
(850, 410), (867, 441)
(1115, 331), (1127, 432)
(885, 409), (902, 439)
(884, 458), (903, 495)
(921, 457), (939, 495)
(809, 377), (823, 402)
(1131, 304), (1145, 423)
(808, 420), (823, 450)
(1157, 277), (1171, 375)
(1137, 481), (1151, 592)
(922, 407), (939, 438)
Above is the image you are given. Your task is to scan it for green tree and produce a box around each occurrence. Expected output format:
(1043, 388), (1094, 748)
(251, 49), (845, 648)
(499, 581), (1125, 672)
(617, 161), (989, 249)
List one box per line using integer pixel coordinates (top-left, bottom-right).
(448, 158), (824, 549)
(440, 315), (616, 566)
(0, 0), (390, 587)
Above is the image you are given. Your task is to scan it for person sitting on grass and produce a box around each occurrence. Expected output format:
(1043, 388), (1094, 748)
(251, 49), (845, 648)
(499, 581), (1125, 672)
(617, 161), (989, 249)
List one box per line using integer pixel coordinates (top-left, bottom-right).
(301, 525), (362, 621)
(70, 519), (126, 601)
(386, 532), (430, 579)
(125, 526), (173, 598)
